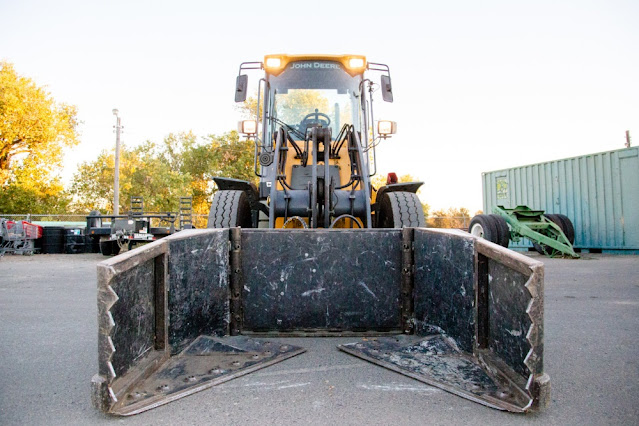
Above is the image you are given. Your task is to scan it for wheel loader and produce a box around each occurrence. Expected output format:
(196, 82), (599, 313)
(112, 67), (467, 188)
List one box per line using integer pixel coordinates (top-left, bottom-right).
(91, 54), (550, 415)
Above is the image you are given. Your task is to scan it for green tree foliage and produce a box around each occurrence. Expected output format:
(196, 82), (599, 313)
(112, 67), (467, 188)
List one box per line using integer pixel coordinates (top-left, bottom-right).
(171, 130), (256, 216)
(428, 207), (471, 229)
(236, 96), (262, 120)
(69, 141), (190, 213)
(275, 90), (329, 125)
(0, 159), (71, 213)
(70, 131), (255, 219)
(0, 61), (78, 213)
(238, 90), (331, 128)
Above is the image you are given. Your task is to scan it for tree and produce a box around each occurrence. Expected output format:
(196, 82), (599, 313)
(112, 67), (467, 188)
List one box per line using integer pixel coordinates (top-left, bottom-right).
(170, 130), (256, 217)
(69, 141), (191, 214)
(238, 90), (331, 129)
(69, 131), (256, 222)
(206, 131), (256, 183)
(428, 207), (471, 229)
(275, 90), (329, 125)
(0, 61), (78, 213)
(236, 96), (262, 120)
(0, 159), (70, 213)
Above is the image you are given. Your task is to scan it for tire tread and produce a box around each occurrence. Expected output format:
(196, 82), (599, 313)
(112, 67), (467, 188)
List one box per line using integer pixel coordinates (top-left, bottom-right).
(379, 192), (426, 228)
(207, 190), (251, 228)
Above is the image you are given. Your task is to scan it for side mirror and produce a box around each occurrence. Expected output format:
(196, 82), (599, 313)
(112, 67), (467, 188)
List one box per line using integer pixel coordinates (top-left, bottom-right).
(381, 75), (393, 103)
(235, 74), (248, 103)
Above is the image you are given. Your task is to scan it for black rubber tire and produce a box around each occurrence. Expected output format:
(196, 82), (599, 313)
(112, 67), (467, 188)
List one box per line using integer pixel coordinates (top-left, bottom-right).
(42, 226), (65, 254)
(207, 190), (252, 228)
(533, 214), (564, 255)
(545, 214), (562, 230)
(555, 214), (575, 244)
(532, 242), (548, 255)
(100, 240), (114, 256)
(377, 192), (426, 228)
(88, 235), (101, 253)
(468, 214), (499, 244)
(488, 214), (510, 248)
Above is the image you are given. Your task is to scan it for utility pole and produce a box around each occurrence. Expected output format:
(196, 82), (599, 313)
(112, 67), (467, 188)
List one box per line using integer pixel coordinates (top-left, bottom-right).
(112, 109), (122, 215)
(625, 130), (631, 148)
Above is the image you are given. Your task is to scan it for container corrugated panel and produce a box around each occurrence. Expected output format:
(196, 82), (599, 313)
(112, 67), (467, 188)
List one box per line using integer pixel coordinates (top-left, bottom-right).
(482, 147), (639, 250)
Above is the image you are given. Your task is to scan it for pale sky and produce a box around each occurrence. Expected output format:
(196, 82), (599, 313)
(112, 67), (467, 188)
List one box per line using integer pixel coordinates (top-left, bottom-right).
(1, 0), (637, 213)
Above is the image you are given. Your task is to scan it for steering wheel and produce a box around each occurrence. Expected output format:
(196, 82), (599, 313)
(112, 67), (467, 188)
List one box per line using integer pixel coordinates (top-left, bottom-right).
(300, 109), (331, 131)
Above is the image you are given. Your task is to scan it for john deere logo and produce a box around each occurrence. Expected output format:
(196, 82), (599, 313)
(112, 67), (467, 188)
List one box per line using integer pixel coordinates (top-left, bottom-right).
(290, 62), (341, 70)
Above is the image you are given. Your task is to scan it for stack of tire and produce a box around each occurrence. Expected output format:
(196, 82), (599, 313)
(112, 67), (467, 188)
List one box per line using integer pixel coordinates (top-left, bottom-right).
(468, 214), (510, 247)
(41, 226), (66, 254)
(64, 229), (87, 254)
(532, 214), (575, 255)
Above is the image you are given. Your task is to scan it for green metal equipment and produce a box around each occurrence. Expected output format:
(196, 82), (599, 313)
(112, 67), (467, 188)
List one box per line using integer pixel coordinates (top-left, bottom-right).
(469, 206), (579, 258)
(496, 206), (579, 258)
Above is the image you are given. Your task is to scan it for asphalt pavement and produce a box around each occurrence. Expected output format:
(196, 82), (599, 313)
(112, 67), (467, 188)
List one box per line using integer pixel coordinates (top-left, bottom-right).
(0, 252), (637, 425)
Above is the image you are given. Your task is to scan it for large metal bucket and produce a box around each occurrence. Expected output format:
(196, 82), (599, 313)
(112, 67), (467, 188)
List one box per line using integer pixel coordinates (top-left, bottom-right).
(91, 228), (549, 415)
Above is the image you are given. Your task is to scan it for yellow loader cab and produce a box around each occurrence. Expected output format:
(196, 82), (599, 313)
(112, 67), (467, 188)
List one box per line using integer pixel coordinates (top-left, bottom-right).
(208, 54), (425, 229)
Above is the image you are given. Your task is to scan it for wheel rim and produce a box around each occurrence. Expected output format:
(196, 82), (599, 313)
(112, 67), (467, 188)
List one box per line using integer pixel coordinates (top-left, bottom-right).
(470, 223), (484, 238)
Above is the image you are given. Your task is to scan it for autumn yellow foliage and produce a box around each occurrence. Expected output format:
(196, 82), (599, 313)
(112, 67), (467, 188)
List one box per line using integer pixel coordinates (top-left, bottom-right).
(0, 61), (78, 212)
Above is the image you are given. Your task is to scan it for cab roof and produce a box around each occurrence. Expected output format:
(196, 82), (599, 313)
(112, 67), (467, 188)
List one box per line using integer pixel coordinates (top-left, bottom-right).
(264, 54), (367, 76)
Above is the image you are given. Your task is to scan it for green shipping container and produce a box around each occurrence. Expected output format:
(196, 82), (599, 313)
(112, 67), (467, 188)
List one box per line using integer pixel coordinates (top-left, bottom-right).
(482, 147), (639, 251)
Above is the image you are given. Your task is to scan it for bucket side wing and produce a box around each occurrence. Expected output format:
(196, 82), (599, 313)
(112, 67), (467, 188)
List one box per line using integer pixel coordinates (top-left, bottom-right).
(91, 238), (170, 412)
(91, 229), (305, 416)
(475, 238), (550, 410)
(413, 229), (548, 411)
(339, 228), (549, 412)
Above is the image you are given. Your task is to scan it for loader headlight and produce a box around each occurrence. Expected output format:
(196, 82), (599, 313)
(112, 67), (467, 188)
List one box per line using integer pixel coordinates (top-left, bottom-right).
(347, 57), (366, 70)
(265, 57), (283, 70)
(377, 120), (397, 136)
(238, 120), (257, 135)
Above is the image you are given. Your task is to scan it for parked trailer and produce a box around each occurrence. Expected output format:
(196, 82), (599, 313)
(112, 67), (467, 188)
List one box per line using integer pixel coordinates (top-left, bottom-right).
(86, 212), (176, 256)
(469, 206), (579, 258)
(87, 196), (194, 256)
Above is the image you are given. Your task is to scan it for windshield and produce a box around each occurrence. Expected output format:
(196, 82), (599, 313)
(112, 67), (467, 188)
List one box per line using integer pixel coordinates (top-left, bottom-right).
(268, 61), (361, 139)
